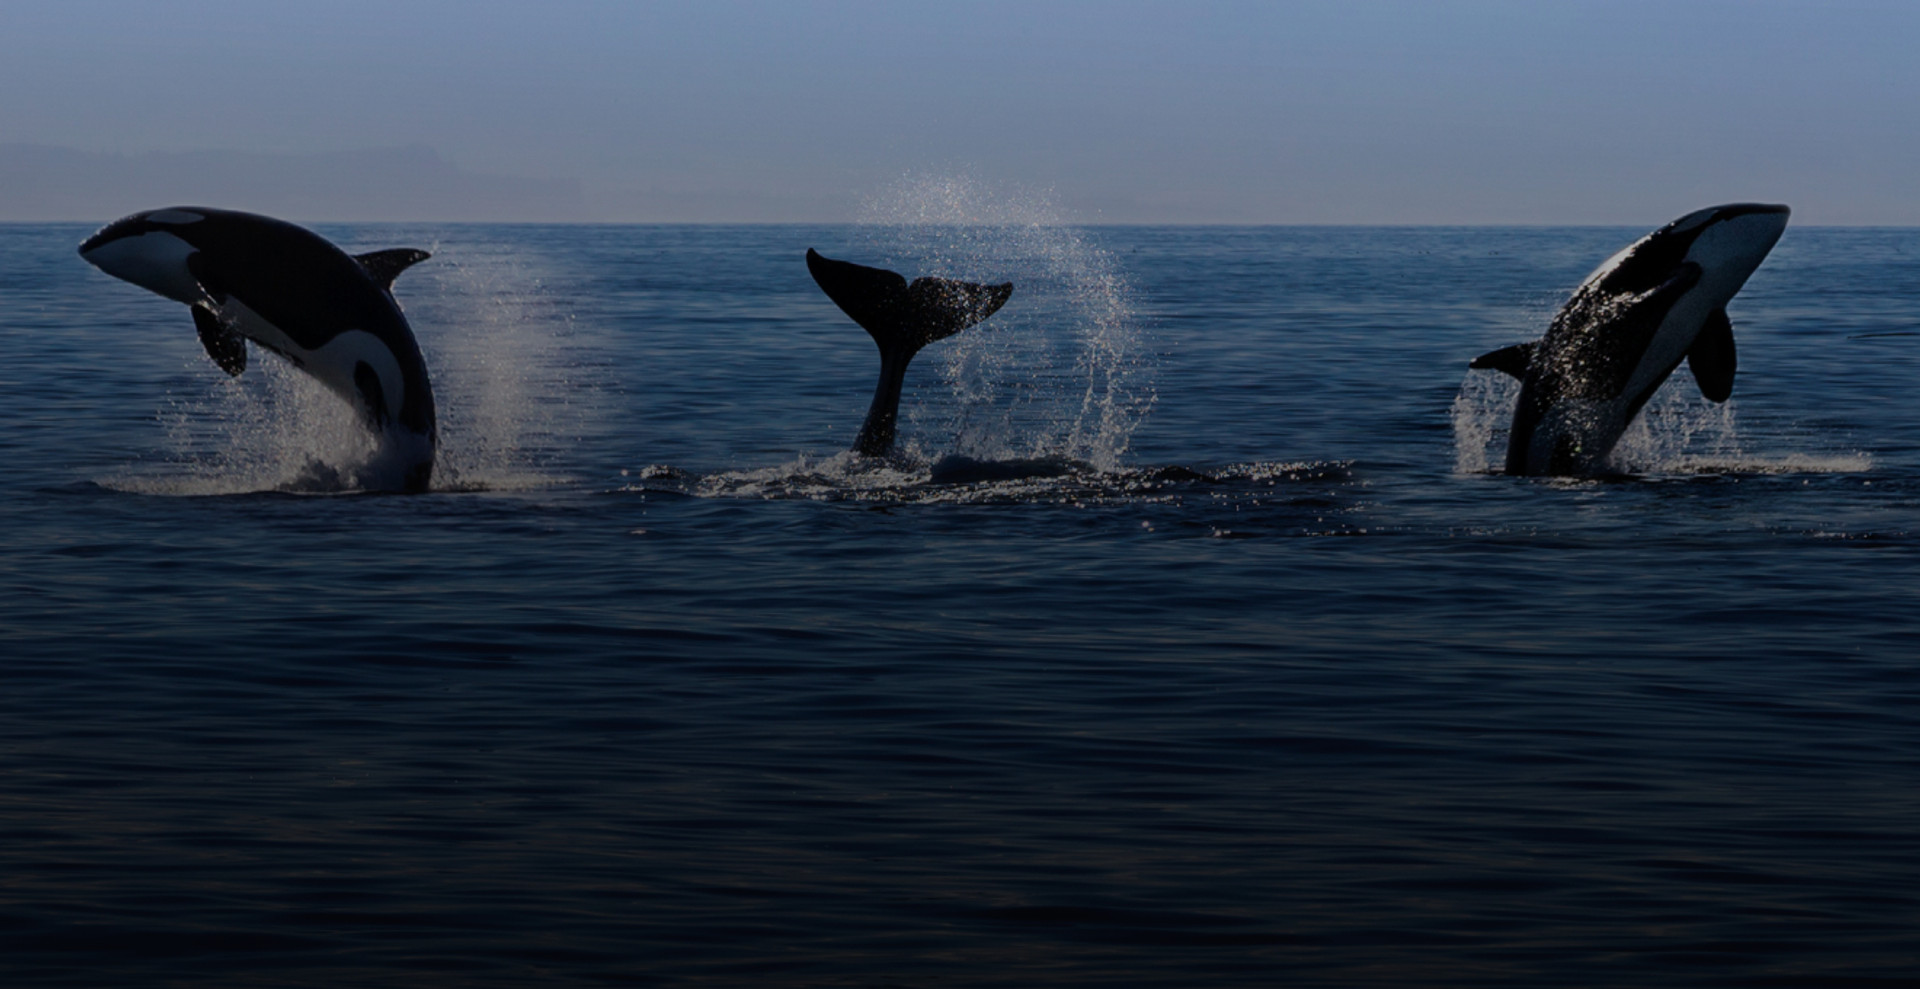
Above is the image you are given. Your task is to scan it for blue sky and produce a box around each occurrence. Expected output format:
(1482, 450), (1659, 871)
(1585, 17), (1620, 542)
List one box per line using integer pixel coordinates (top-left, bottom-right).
(5, 1), (1919, 223)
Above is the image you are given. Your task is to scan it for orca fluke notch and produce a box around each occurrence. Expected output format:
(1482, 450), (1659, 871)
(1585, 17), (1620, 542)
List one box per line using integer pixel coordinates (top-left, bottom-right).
(805, 249), (1013, 457)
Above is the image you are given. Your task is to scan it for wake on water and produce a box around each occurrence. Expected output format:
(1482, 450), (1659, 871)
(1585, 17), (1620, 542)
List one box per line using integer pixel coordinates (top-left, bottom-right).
(623, 454), (1352, 512)
(1451, 369), (1871, 478)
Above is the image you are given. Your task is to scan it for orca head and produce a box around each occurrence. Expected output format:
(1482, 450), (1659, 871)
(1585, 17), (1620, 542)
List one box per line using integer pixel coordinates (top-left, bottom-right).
(1583, 203), (1790, 302)
(78, 208), (218, 306)
(1674, 203), (1790, 296)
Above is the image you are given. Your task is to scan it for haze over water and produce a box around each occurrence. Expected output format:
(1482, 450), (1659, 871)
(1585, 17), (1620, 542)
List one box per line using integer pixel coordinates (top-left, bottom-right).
(3, 201), (1918, 985)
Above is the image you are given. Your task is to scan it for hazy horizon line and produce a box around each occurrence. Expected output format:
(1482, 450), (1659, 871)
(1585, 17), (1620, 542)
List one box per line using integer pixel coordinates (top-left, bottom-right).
(14, 218), (1916, 230)
(0, 143), (1881, 228)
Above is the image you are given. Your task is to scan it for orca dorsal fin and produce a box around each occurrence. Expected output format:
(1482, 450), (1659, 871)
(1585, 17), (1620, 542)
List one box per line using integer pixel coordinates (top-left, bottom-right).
(1469, 341), (1534, 380)
(354, 248), (431, 291)
(192, 305), (247, 376)
(1687, 307), (1737, 403)
(807, 248), (1013, 353)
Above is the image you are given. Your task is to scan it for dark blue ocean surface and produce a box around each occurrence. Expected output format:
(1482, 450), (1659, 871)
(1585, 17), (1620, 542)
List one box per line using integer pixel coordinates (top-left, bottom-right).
(2, 219), (1917, 987)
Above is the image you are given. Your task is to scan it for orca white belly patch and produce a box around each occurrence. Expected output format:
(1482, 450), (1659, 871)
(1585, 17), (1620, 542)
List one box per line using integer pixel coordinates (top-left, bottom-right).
(220, 300), (407, 422)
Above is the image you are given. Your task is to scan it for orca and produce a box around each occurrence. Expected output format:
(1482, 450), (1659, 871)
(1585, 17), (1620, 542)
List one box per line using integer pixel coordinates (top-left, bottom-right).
(1470, 202), (1790, 476)
(79, 207), (438, 492)
(806, 248), (1012, 457)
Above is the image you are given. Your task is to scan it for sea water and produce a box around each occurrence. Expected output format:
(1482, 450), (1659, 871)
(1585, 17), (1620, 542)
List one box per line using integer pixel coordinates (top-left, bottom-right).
(1, 212), (1917, 986)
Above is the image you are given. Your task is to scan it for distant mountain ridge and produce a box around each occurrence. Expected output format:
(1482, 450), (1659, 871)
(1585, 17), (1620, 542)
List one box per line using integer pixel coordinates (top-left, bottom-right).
(0, 144), (586, 222)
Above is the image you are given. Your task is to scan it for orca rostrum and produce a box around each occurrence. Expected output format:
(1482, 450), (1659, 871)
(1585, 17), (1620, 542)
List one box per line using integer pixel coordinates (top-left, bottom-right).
(1470, 202), (1790, 476)
(79, 207), (438, 492)
(806, 248), (1013, 457)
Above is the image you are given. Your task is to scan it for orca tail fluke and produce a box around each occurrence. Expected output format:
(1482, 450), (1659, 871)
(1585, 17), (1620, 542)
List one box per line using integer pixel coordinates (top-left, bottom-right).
(806, 248), (908, 343)
(806, 248), (1012, 355)
(807, 249), (1013, 458)
(903, 274), (1014, 342)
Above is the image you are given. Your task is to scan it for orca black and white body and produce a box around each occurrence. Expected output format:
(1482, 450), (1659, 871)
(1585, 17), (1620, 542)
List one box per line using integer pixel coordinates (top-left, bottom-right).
(79, 207), (437, 492)
(805, 249), (1013, 457)
(1470, 203), (1790, 476)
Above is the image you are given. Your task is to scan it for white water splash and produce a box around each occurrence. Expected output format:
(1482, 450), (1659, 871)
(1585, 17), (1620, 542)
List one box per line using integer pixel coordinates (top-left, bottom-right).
(1450, 369), (1520, 475)
(1615, 387), (1872, 475)
(675, 451), (926, 501)
(1607, 384), (1743, 473)
(103, 239), (581, 496)
(852, 173), (1152, 471)
(1451, 369), (1872, 477)
(104, 356), (377, 496)
(406, 245), (582, 492)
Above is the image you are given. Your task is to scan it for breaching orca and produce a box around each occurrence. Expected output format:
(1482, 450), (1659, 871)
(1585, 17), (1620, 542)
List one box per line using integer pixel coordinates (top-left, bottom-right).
(79, 207), (438, 492)
(806, 248), (1012, 457)
(1470, 202), (1790, 476)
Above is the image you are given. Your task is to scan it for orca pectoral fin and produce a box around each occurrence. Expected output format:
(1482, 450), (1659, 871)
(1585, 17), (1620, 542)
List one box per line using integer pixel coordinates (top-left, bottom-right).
(907, 276), (1015, 342)
(1469, 342), (1534, 379)
(354, 249), (432, 291)
(1688, 307), (1737, 403)
(192, 306), (247, 376)
(184, 251), (227, 306)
